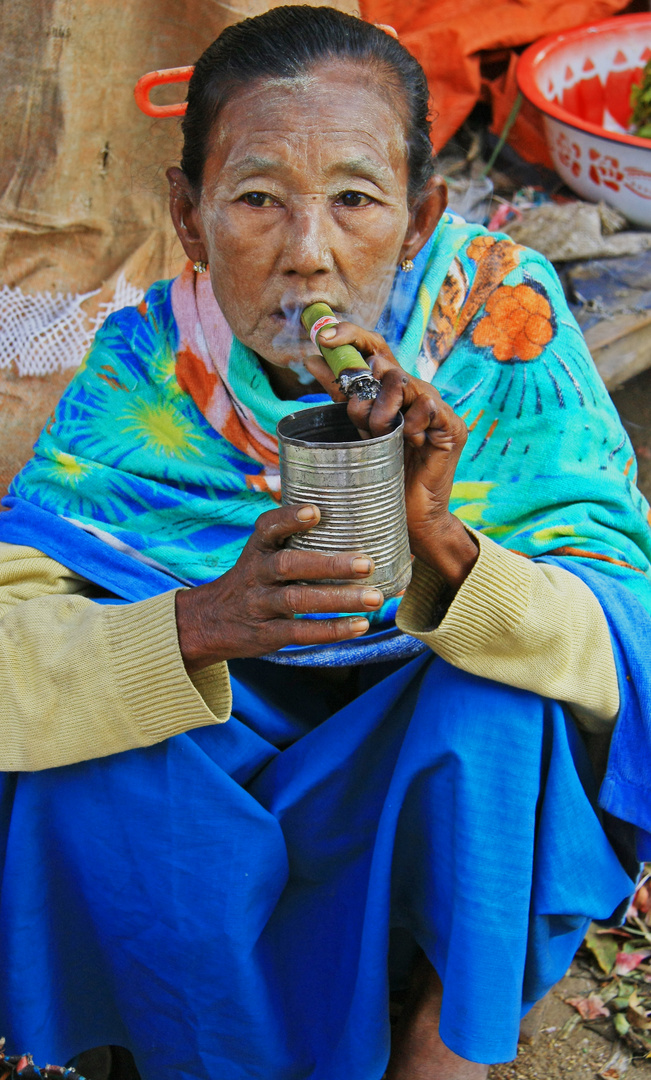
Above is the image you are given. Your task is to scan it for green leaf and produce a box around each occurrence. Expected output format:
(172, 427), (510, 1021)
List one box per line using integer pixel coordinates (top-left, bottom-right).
(585, 926), (619, 974)
(630, 58), (651, 130)
(614, 995), (633, 1011)
(602, 981), (622, 1004)
(614, 1012), (631, 1037)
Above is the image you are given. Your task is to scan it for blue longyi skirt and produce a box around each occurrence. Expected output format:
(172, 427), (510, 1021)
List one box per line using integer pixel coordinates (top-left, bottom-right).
(0, 654), (634, 1079)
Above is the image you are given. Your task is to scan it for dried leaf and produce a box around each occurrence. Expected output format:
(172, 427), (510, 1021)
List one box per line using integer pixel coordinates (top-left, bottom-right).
(560, 1013), (581, 1039)
(598, 1041), (632, 1079)
(629, 918), (651, 946)
(566, 994), (611, 1020)
(614, 995), (633, 1011)
(601, 982), (621, 1004)
(586, 927), (620, 974)
(615, 951), (651, 975)
(629, 1029), (651, 1054)
(637, 877), (651, 912)
(626, 1000), (651, 1031)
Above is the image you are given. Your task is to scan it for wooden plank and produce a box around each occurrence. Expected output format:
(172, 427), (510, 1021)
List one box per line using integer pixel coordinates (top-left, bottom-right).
(590, 321), (651, 390)
(584, 310), (651, 352)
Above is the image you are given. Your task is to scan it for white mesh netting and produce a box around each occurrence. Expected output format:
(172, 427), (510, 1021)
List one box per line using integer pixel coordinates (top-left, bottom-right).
(0, 274), (146, 376)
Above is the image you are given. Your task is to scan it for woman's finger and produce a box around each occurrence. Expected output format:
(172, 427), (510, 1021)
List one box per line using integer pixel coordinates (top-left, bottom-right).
(366, 367), (411, 438)
(302, 353), (347, 402)
(273, 614), (370, 648)
(271, 582), (384, 616)
(317, 321), (390, 359)
(367, 350), (401, 380)
(270, 547), (375, 583)
(402, 391), (441, 448)
(345, 393), (375, 432)
(253, 503), (321, 548)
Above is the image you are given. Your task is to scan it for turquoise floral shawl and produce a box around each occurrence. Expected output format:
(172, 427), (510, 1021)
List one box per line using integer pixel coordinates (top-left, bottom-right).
(6, 212), (651, 602)
(4, 210), (651, 852)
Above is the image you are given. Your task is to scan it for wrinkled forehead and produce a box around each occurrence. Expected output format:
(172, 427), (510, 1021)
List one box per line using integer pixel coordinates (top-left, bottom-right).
(201, 60), (409, 192)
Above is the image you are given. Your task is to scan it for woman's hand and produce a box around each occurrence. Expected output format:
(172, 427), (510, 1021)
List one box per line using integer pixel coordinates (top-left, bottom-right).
(304, 324), (478, 588)
(175, 504), (383, 672)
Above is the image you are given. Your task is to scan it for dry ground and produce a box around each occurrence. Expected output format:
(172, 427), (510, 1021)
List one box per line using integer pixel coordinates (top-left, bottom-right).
(489, 954), (651, 1080)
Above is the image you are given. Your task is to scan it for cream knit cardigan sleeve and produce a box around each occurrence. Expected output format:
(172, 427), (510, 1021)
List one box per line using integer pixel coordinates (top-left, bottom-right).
(0, 530), (619, 771)
(0, 542), (231, 771)
(397, 528), (619, 732)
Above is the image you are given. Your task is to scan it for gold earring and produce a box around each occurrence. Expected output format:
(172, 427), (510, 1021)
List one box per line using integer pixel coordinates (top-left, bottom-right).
(400, 258), (414, 273)
(193, 260), (208, 274)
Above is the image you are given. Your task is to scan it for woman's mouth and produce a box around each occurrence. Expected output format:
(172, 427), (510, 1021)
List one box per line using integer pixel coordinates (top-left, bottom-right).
(269, 305), (343, 330)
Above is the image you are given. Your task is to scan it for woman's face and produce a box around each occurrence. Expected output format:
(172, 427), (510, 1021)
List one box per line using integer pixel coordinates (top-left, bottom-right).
(170, 60), (445, 368)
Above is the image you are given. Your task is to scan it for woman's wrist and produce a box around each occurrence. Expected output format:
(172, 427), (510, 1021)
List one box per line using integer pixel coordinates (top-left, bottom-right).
(410, 513), (479, 591)
(175, 586), (227, 673)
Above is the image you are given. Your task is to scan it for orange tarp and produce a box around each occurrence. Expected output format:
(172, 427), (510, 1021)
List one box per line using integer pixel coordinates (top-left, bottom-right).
(359, 0), (632, 163)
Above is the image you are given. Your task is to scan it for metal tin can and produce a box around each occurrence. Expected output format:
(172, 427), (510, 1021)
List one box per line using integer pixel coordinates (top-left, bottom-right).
(277, 401), (412, 598)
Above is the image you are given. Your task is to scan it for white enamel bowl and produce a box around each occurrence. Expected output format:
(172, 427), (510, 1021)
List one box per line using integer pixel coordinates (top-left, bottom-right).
(518, 14), (651, 228)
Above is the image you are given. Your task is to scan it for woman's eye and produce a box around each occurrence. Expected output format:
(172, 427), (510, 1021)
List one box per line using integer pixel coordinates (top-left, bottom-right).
(337, 191), (373, 208)
(241, 192), (276, 208)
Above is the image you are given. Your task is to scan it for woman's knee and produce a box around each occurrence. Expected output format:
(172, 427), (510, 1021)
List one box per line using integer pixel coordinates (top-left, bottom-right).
(415, 656), (548, 761)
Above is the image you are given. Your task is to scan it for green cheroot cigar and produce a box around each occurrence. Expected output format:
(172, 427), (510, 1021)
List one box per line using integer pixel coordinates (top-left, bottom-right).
(301, 302), (381, 401)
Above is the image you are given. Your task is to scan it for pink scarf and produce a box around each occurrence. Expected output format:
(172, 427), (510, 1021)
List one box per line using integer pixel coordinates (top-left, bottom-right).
(171, 263), (282, 494)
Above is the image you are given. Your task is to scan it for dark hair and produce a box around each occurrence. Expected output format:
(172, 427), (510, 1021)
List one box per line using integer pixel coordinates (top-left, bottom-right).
(181, 5), (435, 204)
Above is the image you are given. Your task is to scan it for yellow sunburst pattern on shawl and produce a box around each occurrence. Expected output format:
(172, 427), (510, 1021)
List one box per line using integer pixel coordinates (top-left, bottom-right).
(148, 341), (179, 386)
(50, 451), (96, 488)
(120, 399), (202, 458)
(449, 480), (496, 528)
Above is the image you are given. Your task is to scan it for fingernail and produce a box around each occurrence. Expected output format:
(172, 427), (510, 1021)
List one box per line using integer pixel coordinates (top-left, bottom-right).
(350, 618), (369, 633)
(352, 557), (372, 574)
(319, 327), (336, 340)
(362, 589), (383, 607)
(297, 505), (316, 521)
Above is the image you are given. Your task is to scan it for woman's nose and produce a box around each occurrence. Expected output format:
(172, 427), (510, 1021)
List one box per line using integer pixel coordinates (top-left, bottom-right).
(280, 200), (335, 277)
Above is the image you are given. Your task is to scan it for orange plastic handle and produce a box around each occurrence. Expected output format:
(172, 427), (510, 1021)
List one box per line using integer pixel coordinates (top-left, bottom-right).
(133, 66), (194, 117)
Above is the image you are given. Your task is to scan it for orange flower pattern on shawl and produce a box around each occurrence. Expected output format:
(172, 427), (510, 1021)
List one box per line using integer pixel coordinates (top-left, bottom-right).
(423, 234), (525, 367)
(472, 283), (553, 362)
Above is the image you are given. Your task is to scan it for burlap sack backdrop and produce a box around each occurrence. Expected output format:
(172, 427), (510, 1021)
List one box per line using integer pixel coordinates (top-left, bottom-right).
(0, 0), (358, 494)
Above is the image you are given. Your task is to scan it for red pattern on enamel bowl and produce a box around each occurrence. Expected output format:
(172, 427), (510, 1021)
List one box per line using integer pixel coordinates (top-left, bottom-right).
(518, 14), (651, 228)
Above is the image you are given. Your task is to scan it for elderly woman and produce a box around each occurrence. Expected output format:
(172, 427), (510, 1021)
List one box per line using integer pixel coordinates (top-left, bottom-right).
(1, 7), (650, 1080)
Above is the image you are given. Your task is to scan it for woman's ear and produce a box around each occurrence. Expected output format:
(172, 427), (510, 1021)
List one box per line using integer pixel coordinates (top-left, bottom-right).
(399, 176), (448, 263)
(167, 167), (209, 265)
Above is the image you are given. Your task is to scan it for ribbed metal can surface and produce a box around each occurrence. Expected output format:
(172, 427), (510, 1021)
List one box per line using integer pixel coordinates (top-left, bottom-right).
(277, 402), (412, 598)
